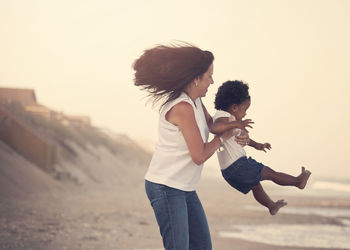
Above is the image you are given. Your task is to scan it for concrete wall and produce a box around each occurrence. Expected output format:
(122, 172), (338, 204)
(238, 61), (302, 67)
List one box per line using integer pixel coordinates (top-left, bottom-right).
(0, 106), (55, 172)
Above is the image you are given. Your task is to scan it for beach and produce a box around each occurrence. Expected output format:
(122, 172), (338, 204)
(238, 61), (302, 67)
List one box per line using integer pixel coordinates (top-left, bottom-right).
(199, 172), (350, 250)
(1, 162), (349, 250)
(2, 0), (350, 249)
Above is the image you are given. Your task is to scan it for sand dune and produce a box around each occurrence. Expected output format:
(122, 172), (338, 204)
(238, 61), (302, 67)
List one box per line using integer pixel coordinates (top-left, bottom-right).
(0, 141), (62, 200)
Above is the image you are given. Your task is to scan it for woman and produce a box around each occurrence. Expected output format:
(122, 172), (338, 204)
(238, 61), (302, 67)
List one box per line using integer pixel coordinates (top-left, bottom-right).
(133, 43), (251, 250)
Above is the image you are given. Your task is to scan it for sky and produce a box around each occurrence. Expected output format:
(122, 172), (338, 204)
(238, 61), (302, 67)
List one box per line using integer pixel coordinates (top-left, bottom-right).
(1, 0), (350, 179)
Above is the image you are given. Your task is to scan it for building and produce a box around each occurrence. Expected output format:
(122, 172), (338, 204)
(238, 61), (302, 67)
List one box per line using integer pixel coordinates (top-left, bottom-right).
(0, 87), (52, 119)
(0, 87), (37, 106)
(0, 87), (91, 127)
(52, 111), (91, 127)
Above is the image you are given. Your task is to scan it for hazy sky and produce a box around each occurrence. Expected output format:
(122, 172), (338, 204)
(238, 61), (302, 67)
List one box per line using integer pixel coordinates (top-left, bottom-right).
(1, 0), (350, 179)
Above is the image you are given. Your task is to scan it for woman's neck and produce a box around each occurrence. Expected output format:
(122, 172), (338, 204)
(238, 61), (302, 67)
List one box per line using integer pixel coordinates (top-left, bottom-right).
(184, 85), (199, 104)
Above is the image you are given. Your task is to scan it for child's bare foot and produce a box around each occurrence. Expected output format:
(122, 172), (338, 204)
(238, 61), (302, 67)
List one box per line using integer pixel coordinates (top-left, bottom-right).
(298, 167), (311, 189)
(269, 199), (287, 215)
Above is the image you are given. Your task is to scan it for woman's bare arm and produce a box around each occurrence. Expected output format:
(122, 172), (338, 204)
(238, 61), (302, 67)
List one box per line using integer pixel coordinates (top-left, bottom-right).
(201, 100), (214, 132)
(201, 100), (253, 134)
(210, 117), (253, 134)
(166, 102), (233, 165)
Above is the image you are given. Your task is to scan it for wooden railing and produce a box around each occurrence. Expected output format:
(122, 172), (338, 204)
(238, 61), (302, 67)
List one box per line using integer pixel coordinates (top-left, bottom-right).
(0, 106), (55, 172)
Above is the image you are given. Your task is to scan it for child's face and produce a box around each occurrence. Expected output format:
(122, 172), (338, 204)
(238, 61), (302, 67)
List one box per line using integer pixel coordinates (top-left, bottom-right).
(231, 99), (251, 121)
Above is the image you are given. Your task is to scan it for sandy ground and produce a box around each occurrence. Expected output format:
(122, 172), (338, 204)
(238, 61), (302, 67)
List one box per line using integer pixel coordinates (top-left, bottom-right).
(1, 175), (349, 250)
(1, 140), (349, 250)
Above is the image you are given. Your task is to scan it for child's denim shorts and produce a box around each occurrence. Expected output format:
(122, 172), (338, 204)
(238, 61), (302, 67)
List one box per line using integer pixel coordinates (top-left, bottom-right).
(221, 156), (265, 194)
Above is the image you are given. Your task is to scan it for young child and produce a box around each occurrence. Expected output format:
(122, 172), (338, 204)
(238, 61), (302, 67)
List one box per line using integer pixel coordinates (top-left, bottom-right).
(212, 80), (311, 215)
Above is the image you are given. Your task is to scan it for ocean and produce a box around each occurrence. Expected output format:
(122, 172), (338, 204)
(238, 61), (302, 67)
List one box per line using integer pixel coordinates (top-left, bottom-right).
(219, 178), (350, 249)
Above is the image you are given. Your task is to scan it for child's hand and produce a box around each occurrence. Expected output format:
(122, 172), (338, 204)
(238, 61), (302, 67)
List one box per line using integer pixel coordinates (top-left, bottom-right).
(255, 142), (271, 152)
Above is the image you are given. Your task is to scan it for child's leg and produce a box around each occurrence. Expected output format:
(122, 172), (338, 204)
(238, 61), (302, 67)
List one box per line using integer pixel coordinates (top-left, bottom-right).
(261, 166), (311, 189)
(252, 183), (287, 215)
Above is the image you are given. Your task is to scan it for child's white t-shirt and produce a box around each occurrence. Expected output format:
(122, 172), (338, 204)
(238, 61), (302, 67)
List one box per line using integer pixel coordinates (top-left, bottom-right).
(212, 110), (246, 170)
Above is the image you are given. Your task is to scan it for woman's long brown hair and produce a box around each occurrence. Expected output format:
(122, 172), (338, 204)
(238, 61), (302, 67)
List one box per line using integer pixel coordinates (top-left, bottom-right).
(133, 43), (214, 109)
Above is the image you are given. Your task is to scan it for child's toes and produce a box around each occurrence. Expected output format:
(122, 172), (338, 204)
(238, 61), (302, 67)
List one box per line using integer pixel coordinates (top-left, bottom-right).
(299, 169), (311, 189)
(277, 199), (287, 206)
(269, 200), (287, 215)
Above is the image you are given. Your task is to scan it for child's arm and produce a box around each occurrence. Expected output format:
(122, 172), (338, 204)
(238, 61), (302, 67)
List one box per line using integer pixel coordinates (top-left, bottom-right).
(248, 138), (271, 152)
(211, 117), (253, 134)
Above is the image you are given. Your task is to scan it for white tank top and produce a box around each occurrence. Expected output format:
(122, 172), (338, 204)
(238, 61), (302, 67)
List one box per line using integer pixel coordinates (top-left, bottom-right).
(145, 92), (209, 191)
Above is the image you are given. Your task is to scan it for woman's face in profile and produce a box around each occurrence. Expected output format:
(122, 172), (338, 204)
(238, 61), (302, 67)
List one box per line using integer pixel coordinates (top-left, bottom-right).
(197, 63), (214, 97)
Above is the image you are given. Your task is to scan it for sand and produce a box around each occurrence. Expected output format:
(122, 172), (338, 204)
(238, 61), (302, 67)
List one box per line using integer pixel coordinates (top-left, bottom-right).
(1, 141), (349, 250)
(1, 178), (349, 250)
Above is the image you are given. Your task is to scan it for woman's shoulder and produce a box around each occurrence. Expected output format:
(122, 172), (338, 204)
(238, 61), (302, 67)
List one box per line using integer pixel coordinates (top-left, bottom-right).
(166, 96), (194, 117)
(163, 97), (195, 127)
(171, 101), (193, 113)
(162, 93), (193, 111)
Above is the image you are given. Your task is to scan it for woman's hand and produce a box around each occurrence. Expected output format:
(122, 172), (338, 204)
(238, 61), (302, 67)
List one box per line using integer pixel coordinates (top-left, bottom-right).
(236, 119), (254, 132)
(235, 130), (250, 147)
(220, 128), (236, 141)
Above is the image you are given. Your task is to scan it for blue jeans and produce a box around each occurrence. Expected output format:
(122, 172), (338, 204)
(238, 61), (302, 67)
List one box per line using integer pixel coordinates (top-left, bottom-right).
(145, 180), (212, 250)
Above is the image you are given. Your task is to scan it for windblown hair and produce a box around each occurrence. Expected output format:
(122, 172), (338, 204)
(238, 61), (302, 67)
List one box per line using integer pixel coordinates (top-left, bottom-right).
(133, 43), (214, 107)
(214, 80), (250, 111)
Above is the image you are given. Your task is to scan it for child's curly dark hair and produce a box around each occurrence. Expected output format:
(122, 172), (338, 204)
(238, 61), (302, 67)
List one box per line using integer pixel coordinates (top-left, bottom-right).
(214, 80), (250, 111)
